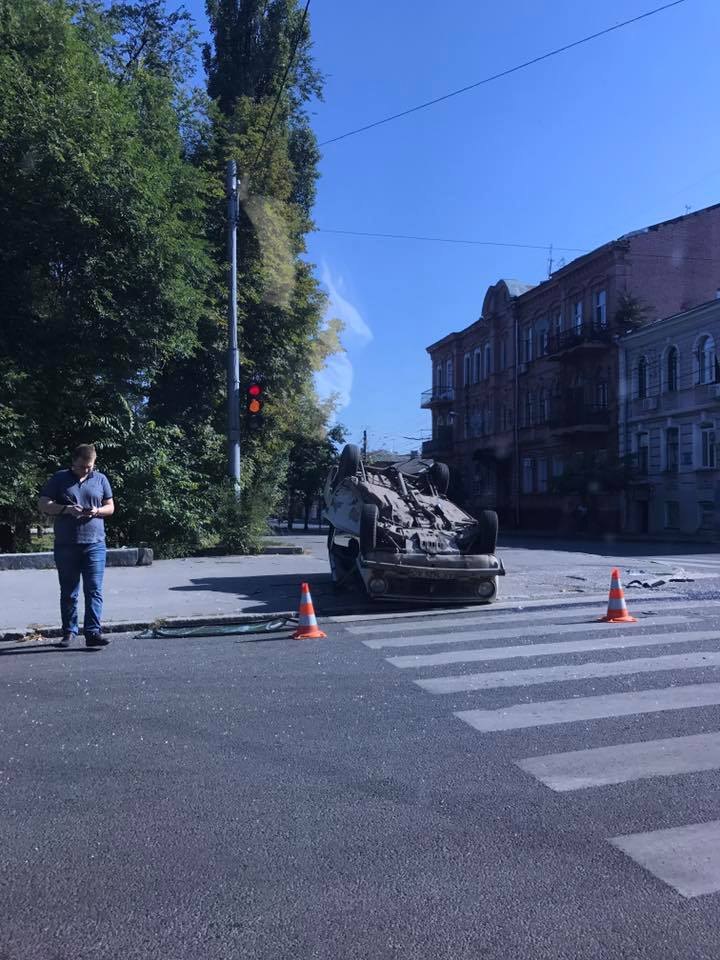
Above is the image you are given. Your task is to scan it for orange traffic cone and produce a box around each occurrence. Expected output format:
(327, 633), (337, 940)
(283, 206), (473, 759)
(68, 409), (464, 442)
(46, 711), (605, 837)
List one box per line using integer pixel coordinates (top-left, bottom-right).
(598, 568), (637, 623)
(292, 582), (327, 639)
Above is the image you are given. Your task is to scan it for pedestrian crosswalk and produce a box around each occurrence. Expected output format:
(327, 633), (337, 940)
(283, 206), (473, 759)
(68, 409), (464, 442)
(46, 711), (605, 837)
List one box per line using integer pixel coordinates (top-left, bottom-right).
(357, 595), (720, 899)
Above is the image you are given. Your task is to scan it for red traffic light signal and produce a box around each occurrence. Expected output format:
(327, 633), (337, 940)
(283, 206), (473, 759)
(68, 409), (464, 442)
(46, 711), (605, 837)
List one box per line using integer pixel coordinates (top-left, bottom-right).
(246, 381), (263, 415)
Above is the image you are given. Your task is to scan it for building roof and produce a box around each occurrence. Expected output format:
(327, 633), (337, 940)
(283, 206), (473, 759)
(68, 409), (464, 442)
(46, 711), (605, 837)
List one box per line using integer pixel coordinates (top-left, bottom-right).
(503, 279), (536, 298)
(619, 296), (720, 342)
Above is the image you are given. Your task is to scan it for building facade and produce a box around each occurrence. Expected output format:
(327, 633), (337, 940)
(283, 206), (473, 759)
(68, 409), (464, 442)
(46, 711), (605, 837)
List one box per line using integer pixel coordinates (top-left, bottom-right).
(422, 203), (720, 532)
(620, 298), (720, 540)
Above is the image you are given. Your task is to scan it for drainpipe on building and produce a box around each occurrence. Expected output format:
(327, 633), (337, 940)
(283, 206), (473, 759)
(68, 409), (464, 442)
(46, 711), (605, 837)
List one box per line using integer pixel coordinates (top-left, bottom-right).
(513, 301), (521, 528)
(617, 337), (629, 532)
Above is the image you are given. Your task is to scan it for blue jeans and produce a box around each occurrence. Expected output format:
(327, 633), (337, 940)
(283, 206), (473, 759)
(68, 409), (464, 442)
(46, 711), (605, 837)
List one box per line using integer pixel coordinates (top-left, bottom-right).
(54, 542), (107, 637)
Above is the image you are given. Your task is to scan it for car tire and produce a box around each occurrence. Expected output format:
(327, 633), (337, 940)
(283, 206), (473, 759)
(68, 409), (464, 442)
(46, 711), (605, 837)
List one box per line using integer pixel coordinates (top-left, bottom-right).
(333, 444), (361, 489)
(477, 509), (499, 555)
(359, 503), (378, 554)
(429, 461), (450, 495)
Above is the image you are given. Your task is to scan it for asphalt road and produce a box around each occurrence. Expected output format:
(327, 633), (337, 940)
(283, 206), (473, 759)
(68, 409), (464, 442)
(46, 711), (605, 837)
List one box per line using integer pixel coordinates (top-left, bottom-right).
(3, 591), (720, 959)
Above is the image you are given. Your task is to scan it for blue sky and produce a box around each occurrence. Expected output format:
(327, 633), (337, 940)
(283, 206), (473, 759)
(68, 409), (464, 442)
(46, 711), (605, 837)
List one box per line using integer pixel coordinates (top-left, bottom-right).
(184, 0), (720, 452)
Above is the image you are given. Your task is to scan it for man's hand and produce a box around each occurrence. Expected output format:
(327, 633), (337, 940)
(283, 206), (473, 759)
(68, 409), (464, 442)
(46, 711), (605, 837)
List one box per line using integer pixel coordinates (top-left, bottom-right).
(66, 504), (85, 519)
(81, 506), (99, 518)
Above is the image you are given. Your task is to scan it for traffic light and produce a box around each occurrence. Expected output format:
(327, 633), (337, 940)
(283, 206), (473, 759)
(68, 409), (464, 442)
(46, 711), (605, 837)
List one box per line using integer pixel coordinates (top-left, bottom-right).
(246, 381), (264, 427)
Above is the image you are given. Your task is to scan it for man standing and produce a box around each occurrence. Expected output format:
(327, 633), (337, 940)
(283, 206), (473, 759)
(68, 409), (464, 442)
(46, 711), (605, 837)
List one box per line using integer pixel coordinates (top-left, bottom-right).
(38, 444), (115, 649)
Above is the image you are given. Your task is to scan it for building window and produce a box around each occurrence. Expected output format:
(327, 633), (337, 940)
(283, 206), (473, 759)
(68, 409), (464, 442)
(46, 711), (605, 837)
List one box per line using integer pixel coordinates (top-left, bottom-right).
(552, 456), (564, 478)
(463, 353), (471, 387)
(699, 501), (715, 531)
(695, 335), (717, 384)
(701, 424), (716, 468)
(539, 328), (549, 356)
(499, 337), (507, 370)
(664, 501), (680, 529)
(553, 309), (563, 336)
(522, 458), (535, 494)
(665, 427), (679, 473)
(483, 404), (493, 436)
(538, 390), (548, 423)
(525, 392), (534, 426)
(594, 289), (607, 328)
(636, 432), (649, 475)
(666, 346), (678, 392)
(484, 343), (492, 378)
(473, 349), (482, 384)
(436, 364), (443, 387)
(637, 357), (648, 399)
(537, 458), (548, 493)
(573, 300), (583, 333)
(522, 327), (534, 363)
(596, 381), (608, 409)
(446, 359), (453, 388)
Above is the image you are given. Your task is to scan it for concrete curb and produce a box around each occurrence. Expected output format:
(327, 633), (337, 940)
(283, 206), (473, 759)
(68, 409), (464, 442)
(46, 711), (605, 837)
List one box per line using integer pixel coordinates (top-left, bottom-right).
(0, 547), (153, 571)
(0, 588), (687, 642)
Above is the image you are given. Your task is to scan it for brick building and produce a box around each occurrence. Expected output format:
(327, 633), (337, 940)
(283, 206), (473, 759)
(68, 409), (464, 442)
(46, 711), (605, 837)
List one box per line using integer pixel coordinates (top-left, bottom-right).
(619, 298), (720, 540)
(422, 203), (720, 532)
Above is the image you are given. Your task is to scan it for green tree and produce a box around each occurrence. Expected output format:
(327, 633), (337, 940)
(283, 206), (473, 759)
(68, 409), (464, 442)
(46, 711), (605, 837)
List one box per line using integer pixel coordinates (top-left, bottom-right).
(0, 0), (217, 554)
(285, 401), (346, 529)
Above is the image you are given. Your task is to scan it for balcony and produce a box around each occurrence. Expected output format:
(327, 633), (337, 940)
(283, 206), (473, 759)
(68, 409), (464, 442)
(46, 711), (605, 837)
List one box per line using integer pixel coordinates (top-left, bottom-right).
(420, 385), (455, 408)
(548, 322), (612, 360)
(421, 425), (454, 459)
(555, 404), (610, 435)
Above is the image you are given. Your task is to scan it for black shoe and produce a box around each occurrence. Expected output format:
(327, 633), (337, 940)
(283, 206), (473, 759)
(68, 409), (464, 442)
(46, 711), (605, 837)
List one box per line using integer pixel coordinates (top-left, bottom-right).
(85, 634), (110, 648)
(58, 632), (76, 649)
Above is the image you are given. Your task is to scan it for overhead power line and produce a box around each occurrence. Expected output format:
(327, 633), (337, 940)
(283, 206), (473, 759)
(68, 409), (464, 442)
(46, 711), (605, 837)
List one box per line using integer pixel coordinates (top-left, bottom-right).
(250, 0), (311, 176)
(315, 226), (720, 265)
(320, 0), (690, 147)
(317, 228), (585, 253)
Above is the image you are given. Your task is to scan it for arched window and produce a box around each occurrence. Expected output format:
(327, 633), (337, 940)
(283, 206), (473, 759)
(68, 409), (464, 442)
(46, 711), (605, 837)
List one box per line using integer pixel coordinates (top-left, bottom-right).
(446, 358), (453, 388)
(484, 343), (492, 378)
(435, 364), (443, 387)
(695, 335), (716, 385)
(665, 346), (678, 392)
(473, 348), (482, 383)
(463, 353), (472, 387)
(525, 391), (535, 426)
(637, 356), (648, 399)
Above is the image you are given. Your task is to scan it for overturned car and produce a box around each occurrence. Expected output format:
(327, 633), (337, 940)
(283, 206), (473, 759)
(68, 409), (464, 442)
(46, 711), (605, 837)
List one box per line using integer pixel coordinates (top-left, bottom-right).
(323, 444), (504, 604)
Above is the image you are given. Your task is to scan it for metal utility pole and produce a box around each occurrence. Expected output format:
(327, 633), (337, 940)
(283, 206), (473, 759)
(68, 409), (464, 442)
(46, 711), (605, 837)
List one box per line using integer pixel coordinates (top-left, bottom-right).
(226, 160), (241, 495)
(362, 430), (368, 462)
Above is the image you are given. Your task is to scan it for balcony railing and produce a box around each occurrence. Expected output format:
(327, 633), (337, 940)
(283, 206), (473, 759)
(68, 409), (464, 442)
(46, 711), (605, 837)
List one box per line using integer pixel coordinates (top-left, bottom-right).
(556, 404), (610, 430)
(420, 385), (455, 408)
(548, 322), (612, 358)
(421, 425), (454, 458)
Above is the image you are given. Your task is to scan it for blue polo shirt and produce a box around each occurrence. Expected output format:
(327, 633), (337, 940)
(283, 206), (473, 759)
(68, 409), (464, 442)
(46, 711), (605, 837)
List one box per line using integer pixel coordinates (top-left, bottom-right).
(40, 469), (113, 546)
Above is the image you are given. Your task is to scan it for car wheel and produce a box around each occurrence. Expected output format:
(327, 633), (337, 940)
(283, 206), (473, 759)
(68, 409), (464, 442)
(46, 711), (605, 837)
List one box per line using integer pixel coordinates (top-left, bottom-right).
(429, 461), (450, 495)
(478, 509), (499, 555)
(359, 503), (378, 554)
(333, 444), (361, 489)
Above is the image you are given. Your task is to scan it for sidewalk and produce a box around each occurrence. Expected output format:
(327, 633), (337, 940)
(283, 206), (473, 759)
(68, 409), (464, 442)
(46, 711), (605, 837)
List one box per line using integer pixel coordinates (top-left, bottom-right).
(1, 550), (331, 637)
(1, 535), (705, 638)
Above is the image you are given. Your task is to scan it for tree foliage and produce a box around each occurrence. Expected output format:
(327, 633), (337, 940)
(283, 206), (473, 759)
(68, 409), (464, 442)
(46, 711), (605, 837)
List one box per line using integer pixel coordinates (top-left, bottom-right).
(0, 0), (341, 555)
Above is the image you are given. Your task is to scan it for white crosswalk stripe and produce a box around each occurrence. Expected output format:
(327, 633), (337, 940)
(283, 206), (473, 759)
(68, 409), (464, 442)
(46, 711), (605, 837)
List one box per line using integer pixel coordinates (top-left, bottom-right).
(352, 600), (720, 638)
(416, 650), (720, 694)
(516, 732), (720, 791)
(367, 615), (690, 651)
(610, 821), (720, 898)
(387, 628), (719, 669)
(358, 604), (720, 898)
(455, 682), (720, 732)
(652, 556), (720, 571)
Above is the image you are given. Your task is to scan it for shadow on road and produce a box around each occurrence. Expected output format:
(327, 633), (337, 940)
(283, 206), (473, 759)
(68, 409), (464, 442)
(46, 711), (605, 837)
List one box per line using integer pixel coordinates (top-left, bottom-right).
(169, 571), (489, 618)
